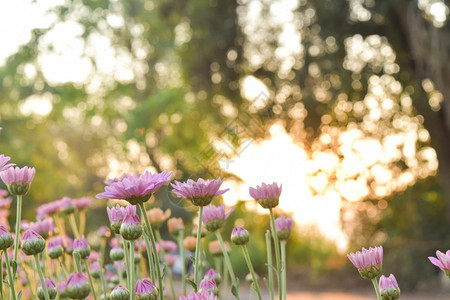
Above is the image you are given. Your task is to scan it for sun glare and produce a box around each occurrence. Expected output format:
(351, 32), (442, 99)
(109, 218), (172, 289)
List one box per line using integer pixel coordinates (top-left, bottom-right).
(221, 123), (347, 249)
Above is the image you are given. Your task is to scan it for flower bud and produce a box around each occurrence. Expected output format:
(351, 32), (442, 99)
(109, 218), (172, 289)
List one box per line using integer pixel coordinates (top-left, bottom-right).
(167, 218), (184, 237)
(98, 226), (111, 239)
(231, 226), (249, 245)
(37, 278), (57, 300)
(110, 285), (130, 300)
(0, 225), (13, 250)
(47, 238), (63, 259)
(73, 235), (91, 259)
(120, 213), (143, 241)
(273, 216), (293, 241)
(379, 274), (400, 300)
(110, 246), (125, 261)
(209, 240), (230, 257)
(146, 208), (171, 230)
(347, 246), (383, 280)
(204, 268), (221, 286)
(107, 205), (126, 234)
(183, 236), (197, 252)
(199, 278), (218, 295)
(57, 282), (67, 299)
(135, 278), (158, 300)
(249, 182), (282, 209)
(65, 273), (90, 299)
(192, 224), (206, 238)
(21, 230), (46, 256)
(202, 204), (235, 232)
(0, 166), (35, 196)
(59, 197), (75, 215)
(245, 272), (259, 284)
(90, 261), (101, 279)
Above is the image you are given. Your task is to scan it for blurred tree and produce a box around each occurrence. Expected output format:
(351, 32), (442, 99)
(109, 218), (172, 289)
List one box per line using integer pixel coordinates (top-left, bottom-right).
(0, 0), (449, 287)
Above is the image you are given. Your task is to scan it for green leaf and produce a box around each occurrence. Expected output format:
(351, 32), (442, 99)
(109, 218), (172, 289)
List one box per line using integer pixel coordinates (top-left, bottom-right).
(16, 290), (22, 300)
(231, 281), (240, 299)
(265, 263), (277, 272)
(12, 260), (17, 275)
(186, 278), (197, 291)
(189, 255), (195, 264)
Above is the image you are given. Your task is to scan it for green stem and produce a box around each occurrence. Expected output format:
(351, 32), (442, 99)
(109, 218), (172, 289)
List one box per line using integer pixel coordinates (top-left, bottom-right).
(83, 259), (98, 300)
(269, 209), (282, 300)
(142, 230), (156, 282)
(100, 239), (106, 267)
(79, 210), (86, 236)
(213, 257), (222, 300)
(73, 252), (83, 274)
(129, 241), (135, 300)
(215, 231), (239, 300)
(222, 257), (228, 300)
(0, 252), (3, 300)
(280, 241), (287, 300)
(242, 245), (262, 300)
(372, 278), (382, 300)
(13, 195), (22, 268)
(177, 230), (186, 296)
(98, 260), (108, 300)
(4, 251), (16, 300)
(122, 239), (131, 290)
(155, 230), (176, 300)
(194, 206), (203, 289)
(34, 254), (50, 300)
(265, 230), (274, 300)
(138, 203), (163, 300)
(69, 214), (80, 239)
(58, 257), (68, 279)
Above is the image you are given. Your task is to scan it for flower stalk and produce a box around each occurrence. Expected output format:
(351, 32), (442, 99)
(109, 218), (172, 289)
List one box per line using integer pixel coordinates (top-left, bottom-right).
(84, 259), (99, 300)
(280, 240), (287, 300)
(177, 230), (186, 296)
(372, 278), (382, 300)
(138, 203), (164, 300)
(129, 241), (136, 300)
(13, 195), (22, 266)
(34, 254), (50, 300)
(194, 206), (203, 289)
(265, 230), (274, 300)
(241, 245), (262, 300)
(269, 208), (282, 300)
(215, 231), (239, 299)
(155, 230), (176, 299)
(4, 252), (16, 300)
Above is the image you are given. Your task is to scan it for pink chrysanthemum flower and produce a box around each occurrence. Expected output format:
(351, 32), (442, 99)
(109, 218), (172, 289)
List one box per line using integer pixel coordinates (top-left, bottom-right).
(231, 226), (249, 245)
(429, 250), (450, 278)
(21, 229), (46, 256)
(27, 218), (54, 239)
(171, 178), (229, 207)
(0, 155), (15, 173)
(73, 235), (91, 259)
(36, 201), (61, 219)
(0, 225), (13, 250)
(135, 278), (158, 299)
(0, 166), (35, 195)
(120, 212), (142, 241)
(202, 204), (235, 232)
(198, 278), (218, 294)
(0, 191), (12, 210)
(179, 291), (218, 300)
(37, 278), (57, 300)
(204, 268), (221, 285)
(160, 240), (178, 252)
(379, 274), (400, 300)
(97, 170), (172, 205)
(273, 215), (293, 240)
(347, 246), (383, 279)
(107, 204), (126, 234)
(65, 273), (90, 299)
(249, 182), (282, 209)
(73, 197), (93, 210)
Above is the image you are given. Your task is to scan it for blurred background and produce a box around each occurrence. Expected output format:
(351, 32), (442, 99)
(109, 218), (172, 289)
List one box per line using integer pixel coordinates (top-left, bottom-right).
(0, 0), (449, 294)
